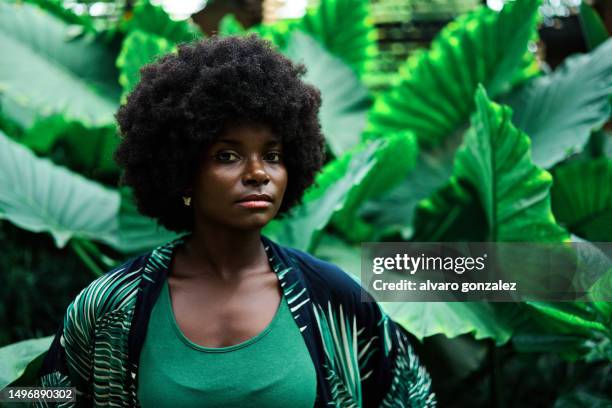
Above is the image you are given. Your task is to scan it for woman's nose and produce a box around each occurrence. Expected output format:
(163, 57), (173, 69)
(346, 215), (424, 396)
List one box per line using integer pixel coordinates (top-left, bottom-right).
(243, 158), (270, 185)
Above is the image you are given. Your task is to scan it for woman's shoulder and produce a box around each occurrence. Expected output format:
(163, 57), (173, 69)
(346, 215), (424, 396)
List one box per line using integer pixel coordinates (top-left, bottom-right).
(64, 251), (150, 327)
(276, 244), (379, 310)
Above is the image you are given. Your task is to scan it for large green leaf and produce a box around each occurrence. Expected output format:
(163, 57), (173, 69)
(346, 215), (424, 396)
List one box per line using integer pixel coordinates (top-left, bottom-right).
(19, 115), (119, 177)
(117, 30), (176, 102)
(381, 302), (515, 345)
(117, 187), (178, 254)
(504, 39), (612, 169)
(263, 138), (385, 252)
(0, 335), (53, 390)
(296, 0), (377, 80)
(0, 1), (121, 128)
(121, 0), (203, 44)
(365, 0), (540, 147)
(450, 86), (569, 242)
(392, 87), (570, 345)
(0, 129), (120, 248)
(551, 159), (612, 242)
(245, 0), (377, 80)
(284, 31), (371, 156)
(16, 0), (96, 35)
(0, 129), (180, 254)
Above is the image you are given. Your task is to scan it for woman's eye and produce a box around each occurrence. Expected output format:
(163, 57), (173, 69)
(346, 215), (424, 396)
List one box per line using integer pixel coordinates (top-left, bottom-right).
(265, 152), (282, 162)
(215, 151), (240, 162)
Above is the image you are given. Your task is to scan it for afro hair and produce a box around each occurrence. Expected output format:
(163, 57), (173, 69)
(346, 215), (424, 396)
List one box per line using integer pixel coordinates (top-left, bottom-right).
(114, 34), (326, 233)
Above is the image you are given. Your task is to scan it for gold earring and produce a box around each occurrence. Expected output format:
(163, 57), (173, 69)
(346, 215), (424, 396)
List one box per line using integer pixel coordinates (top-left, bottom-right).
(182, 196), (191, 207)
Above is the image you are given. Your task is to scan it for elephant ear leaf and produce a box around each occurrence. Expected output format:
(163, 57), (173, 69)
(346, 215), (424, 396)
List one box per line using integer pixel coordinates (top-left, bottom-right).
(455, 86), (568, 242)
(551, 158), (612, 242)
(0, 130), (120, 248)
(284, 31), (371, 157)
(0, 1), (121, 128)
(503, 38), (612, 169)
(365, 0), (540, 147)
(296, 0), (378, 80)
(416, 85), (568, 243)
(0, 336), (54, 390)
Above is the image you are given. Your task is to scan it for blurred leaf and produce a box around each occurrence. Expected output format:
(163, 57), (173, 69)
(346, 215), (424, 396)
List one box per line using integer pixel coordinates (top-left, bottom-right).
(117, 187), (178, 254)
(366, 0), (540, 147)
(15, 0), (96, 35)
(246, 19), (297, 51)
(0, 335), (53, 390)
(330, 131), (418, 242)
(285, 31), (371, 156)
(218, 13), (247, 37)
(263, 138), (384, 252)
(526, 301), (608, 336)
(20, 115), (119, 177)
(579, 2), (609, 51)
(0, 129), (120, 248)
(121, 0), (203, 44)
(504, 39), (612, 169)
(117, 30), (176, 102)
(448, 86), (568, 242)
(314, 232), (361, 278)
(296, 0), (377, 80)
(247, 0), (376, 80)
(0, 1), (121, 128)
(380, 302), (515, 345)
(551, 159), (612, 242)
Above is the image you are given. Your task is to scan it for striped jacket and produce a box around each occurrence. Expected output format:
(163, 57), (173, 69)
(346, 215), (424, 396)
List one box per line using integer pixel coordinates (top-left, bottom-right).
(36, 234), (436, 407)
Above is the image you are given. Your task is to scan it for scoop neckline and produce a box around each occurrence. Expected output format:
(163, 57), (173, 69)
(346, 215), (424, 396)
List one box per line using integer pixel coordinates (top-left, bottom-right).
(163, 277), (286, 353)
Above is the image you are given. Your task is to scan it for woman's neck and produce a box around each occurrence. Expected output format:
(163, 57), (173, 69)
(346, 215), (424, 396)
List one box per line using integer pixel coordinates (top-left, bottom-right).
(177, 226), (269, 281)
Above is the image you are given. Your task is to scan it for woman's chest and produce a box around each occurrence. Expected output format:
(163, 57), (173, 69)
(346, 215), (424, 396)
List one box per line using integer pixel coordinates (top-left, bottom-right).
(167, 273), (283, 348)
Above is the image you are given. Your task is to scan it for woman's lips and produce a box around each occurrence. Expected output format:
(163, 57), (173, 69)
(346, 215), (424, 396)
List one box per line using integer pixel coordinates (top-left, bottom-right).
(236, 200), (272, 209)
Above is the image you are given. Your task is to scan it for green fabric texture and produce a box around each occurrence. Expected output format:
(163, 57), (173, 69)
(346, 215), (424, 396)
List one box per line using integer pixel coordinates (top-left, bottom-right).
(137, 277), (317, 407)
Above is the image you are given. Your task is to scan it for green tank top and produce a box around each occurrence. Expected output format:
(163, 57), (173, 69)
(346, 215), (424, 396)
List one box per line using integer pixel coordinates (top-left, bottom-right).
(137, 277), (317, 407)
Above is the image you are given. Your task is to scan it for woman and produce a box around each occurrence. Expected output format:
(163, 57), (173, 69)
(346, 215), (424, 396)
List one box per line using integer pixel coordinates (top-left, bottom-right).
(36, 34), (436, 407)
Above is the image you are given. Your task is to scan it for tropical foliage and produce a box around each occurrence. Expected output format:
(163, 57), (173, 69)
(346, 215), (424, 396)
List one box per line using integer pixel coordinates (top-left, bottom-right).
(1, 0), (611, 405)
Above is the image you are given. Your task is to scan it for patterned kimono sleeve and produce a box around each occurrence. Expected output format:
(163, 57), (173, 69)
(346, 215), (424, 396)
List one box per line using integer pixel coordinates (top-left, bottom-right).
(353, 284), (436, 408)
(371, 301), (436, 408)
(34, 287), (95, 407)
(379, 315), (436, 407)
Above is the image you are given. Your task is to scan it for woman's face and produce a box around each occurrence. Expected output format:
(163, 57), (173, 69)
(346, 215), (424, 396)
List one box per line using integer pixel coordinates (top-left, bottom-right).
(191, 122), (288, 231)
